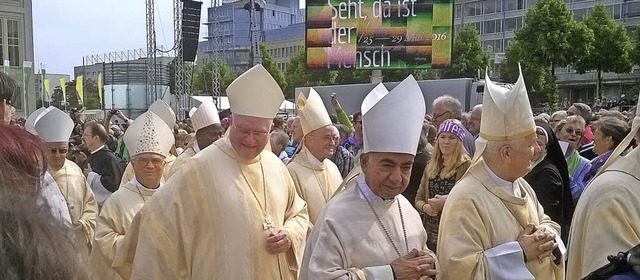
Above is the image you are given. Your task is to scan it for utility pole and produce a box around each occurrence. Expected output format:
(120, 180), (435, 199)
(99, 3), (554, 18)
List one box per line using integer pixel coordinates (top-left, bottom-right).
(247, 0), (262, 66)
(146, 0), (158, 106)
(210, 0), (221, 107)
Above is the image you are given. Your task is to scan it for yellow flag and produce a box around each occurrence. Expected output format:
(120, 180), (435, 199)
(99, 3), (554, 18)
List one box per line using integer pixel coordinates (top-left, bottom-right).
(43, 79), (50, 97)
(76, 75), (84, 103)
(97, 73), (103, 102)
(60, 78), (66, 104)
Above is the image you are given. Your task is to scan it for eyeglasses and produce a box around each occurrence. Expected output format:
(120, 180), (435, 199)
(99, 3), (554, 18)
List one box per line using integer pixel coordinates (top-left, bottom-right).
(234, 125), (269, 140)
(49, 148), (68, 154)
(567, 111), (576, 116)
(132, 157), (165, 167)
(563, 127), (583, 136)
(433, 111), (451, 120)
(312, 134), (339, 143)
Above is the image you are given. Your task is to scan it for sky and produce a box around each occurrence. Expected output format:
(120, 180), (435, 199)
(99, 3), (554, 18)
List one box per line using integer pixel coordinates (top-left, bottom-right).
(33, 0), (210, 76)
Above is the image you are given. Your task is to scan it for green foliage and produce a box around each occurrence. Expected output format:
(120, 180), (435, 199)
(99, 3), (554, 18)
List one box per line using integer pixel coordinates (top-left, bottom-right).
(260, 43), (287, 92)
(515, 0), (594, 74)
(191, 60), (236, 96)
(442, 24), (489, 79)
(501, 41), (559, 109)
(630, 26), (640, 66)
(573, 3), (633, 98)
(49, 79), (102, 110)
(284, 48), (337, 99)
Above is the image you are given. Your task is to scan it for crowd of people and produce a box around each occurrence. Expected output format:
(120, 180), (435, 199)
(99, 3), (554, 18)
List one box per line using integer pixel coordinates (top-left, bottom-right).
(0, 63), (639, 280)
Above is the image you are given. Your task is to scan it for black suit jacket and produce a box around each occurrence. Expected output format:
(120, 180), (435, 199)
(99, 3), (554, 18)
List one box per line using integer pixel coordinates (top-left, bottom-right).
(87, 147), (126, 192)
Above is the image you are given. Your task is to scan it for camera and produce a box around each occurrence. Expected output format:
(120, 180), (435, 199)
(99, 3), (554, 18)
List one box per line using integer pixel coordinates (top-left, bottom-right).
(110, 109), (118, 115)
(330, 93), (337, 101)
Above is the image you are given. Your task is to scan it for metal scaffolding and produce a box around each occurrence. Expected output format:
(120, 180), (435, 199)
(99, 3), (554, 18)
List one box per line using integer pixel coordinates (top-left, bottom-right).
(146, 0), (158, 106)
(210, 0), (221, 105)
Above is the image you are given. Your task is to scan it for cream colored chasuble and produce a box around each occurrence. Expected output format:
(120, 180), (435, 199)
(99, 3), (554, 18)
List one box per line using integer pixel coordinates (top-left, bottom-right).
(119, 137), (309, 280)
(437, 160), (564, 280)
(49, 158), (98, 253)
(287, 147), (343, 224)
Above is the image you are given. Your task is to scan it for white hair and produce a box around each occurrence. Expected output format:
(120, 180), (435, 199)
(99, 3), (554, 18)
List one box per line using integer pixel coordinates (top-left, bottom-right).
(483, 138), (528, 156)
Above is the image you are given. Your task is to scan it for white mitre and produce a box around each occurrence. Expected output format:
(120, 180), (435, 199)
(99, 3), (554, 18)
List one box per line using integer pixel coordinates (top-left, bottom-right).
(297, 88), (332, 136)
(190, 101), (220, 132)
(596, 95), (640, 176)
(362, 76), (425, 155)
(189, 107), (197, 117)
(25, 106), (50, 135)
(226, 64), (284, 119)
(34, 107), (74, 143)
(473, 64), (536, 162)
(149, 100), (176, 129)
(124, 111), (175, 158)
(361, 83), (389, 151)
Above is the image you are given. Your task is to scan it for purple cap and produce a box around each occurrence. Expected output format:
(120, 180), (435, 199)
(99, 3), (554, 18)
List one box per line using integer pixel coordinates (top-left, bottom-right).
(438, 120), (466, 142)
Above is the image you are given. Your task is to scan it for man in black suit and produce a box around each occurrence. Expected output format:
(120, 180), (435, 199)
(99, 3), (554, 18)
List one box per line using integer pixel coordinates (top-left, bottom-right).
(82, 121), (126, 207)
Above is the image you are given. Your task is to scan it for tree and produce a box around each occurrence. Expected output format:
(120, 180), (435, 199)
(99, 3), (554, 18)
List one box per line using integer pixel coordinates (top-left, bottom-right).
(284, 48), (337, 99)
(501, 41), (559, 109)
(573, 4), (633, 99)
(632, 26), (640, 65)
(260, 43), (287, 92)
(192, 60), (236, 96)
(515, 0), (594, 76)
(49, 79), (102, 110)
(442, 24), (489, 79)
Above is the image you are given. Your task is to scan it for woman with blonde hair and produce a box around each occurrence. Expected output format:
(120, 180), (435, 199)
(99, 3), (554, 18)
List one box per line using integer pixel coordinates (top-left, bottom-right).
(415, 119), (471, 252)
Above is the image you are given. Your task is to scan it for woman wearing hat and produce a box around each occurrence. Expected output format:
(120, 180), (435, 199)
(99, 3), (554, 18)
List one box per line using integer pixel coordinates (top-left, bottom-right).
(415, 119), (471, 252)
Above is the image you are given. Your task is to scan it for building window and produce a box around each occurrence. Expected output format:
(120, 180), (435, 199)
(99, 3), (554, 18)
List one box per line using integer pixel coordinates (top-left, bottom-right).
(483, 19), (501, 34)
(504, 17), (523, 32)
(483, 0), (502, 14)
(609, 4), (622, 20)
(505, 0), (524, 11)
(465, 2), (482, 16)
(626, 1), (640, 18)
(7, 20), (19, 67)
(483, 39), (502, 53)
(455, 4), (462, 18)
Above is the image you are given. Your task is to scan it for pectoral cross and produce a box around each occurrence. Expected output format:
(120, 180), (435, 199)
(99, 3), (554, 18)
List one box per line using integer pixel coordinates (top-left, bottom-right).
(263, 216), (274, 230)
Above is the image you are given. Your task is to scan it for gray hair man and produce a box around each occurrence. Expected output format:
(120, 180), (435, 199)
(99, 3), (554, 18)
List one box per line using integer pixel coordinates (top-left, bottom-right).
(122, 65), (309, 279)
(301, 75), (437, 280)
(438, 66), (564, 279)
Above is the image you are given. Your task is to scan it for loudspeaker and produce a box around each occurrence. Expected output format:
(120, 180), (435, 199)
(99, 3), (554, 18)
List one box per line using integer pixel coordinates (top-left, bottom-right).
(182, 0), (203, 62)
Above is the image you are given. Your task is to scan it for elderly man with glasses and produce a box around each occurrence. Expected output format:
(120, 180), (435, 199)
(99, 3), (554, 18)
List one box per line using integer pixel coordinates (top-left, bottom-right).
(91, 110), (174, 279)
(287, 89), (343, 225)
(33, 107), (98, 255)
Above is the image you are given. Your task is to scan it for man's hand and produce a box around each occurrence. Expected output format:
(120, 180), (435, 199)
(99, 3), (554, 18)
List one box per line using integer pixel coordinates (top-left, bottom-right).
(83, 163), (93, 177)
(517, 224), (556, 262)
(266, 229), (291, 254)
(331, 98), (342, 110)
(422, 204), (439, 217)
(391, 249), (437, 280)
(427, 195), (447, 212)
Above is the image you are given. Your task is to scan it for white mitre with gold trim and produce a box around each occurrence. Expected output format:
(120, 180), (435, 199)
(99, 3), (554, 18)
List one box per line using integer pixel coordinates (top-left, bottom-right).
(362, 76), (425, 155)
(149, 100), (176, 129)
(473, 64), (536, 162)
(190, 101), (220, 132)
(34, 107), (74, 143)
(226, 64), (284, 119)
(297, 88), (332, 136)
(124, 111), (175, 158)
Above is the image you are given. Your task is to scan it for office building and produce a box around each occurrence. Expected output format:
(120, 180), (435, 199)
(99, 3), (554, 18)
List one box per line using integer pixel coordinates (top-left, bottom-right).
(263, 22), (304, 72)
(201, 0), (305, 74)
(455, 0), (640, 104)
(1, 0), (35, 117)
